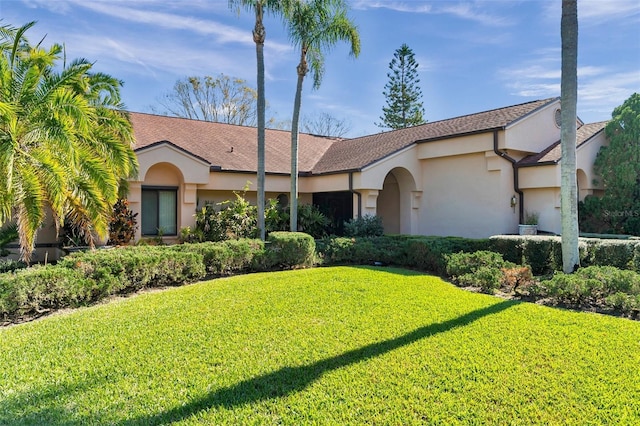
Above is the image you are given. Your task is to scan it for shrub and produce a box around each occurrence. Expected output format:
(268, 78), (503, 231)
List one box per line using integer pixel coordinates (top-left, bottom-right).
(59, 246), (206, 292)
(296, 204), (331, 238)
(539, 273), (603, 306)
(536, 266), (640, 313)
(344, 215), (384, 237)
(522, 239), (554, 275)
(108, 199), (138, 245)
(576, 266), (640, 295)
(501, 265), (535, 295)
(457, 266), (503, 294)
(0, 265), (95, 320)
(446, 250), (508, 278)
(170, 240), (265, 276)
(265, 232), (316, 269)
(0, 259), (27, 274)
(445, 251), (513, 294)
(406, 237), (490, 275)
(590, 241), (635, 269)
(316, 237), (355, 264)
(488, 237), (523, 264)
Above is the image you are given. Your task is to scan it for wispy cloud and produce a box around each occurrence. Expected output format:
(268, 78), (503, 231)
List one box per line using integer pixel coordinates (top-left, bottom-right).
(351, 0), (513, 27)
(579, 0), (640, 21)
(502, 49), (639, 120)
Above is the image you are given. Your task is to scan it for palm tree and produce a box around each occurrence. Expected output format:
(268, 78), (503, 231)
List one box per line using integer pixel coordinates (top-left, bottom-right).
(560, 0), (579, 273)
(229, 0), (285, 240)
(0, 22), (138, 262)
(283, 0), (360, 232)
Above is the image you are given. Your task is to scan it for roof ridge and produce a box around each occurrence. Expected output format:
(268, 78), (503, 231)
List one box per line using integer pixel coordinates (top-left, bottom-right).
(415, 97), (559, 128)
(127, 110), (339, 140)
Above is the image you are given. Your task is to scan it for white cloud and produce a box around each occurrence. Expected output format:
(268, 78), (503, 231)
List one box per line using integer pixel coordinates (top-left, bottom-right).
(350, 0), (513, 27)
(579, 0), (640, 21)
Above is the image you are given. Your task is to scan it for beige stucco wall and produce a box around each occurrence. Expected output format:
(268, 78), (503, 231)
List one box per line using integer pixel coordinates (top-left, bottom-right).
(418, 151), (518, 238)
(417, 132), (493, 159)
(522, 188), (561, 234)
(503, 100), (561, 154)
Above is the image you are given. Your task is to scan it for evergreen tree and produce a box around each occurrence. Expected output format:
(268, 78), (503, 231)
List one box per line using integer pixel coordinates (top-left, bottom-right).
(579, 93), (640, 235)
(377, 43), (426, 130)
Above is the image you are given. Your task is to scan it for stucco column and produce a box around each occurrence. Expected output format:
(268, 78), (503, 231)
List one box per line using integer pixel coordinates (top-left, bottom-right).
(181, 183), (199, 231)
(359, 189), (379, 217)
(411, 191), (422, 234)
(127, 181), (143, 242)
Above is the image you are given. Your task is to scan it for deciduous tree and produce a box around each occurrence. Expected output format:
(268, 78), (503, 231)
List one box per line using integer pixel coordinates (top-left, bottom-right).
(156, 74), (259, 126)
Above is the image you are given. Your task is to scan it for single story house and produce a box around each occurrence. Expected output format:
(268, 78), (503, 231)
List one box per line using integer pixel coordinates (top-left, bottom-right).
(23, 97), (608, 261)
(129, 97), (606, 242)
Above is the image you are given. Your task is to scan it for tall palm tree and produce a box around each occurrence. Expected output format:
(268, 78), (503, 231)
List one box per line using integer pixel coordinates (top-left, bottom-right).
(229, 0), (285, 240)
(560, 0), (579, 273)
(0, 22), (138, 262)
(283, 0), (360, 232)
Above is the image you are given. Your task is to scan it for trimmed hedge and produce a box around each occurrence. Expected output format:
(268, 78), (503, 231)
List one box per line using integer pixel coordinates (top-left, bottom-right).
(488, 236), (640, 274)
(265, 232), (316, 269)
(1, 234), (319, 323)
(169, 239), (265, 275)
(317, 235), (491, 275)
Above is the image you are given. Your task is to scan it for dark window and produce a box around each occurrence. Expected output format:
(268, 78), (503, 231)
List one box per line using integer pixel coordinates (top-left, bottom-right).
(313, 191), (353, 235)
(141, 187), (177, 235)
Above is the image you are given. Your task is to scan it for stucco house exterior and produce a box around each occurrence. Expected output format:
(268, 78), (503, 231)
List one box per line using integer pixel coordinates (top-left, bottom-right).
(129, 97), (607, 243)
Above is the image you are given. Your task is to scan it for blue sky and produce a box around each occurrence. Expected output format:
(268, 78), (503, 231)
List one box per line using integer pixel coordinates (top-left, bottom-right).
(2, 0), (639, 137)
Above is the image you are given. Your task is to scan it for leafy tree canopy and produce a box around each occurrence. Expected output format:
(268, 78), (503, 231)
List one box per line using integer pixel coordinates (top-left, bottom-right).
(579, 93), (640, 235)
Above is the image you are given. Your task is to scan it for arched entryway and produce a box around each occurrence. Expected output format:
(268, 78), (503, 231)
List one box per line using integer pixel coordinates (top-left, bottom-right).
(140, 162), (184, 237)
(376, 167), (417, 235)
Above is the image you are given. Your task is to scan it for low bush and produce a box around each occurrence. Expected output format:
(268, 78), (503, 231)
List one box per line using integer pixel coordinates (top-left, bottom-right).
(590, 240), (635, 270)
(344, 215), (384, 237)
(0, 265), (95, 321)
(0, 259), (27, 274)
(316, 235), (490, 274)
(504, 266), (536, 296)
(59, 247), (206, 292)
(170, 239), (265, 275)
(536, 266), (640, 316)
(265, 232), (315, 269)
(445, 251), (514, 294)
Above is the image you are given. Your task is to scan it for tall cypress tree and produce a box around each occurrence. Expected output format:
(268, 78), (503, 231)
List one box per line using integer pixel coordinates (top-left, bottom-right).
(377, 43), (426, 130)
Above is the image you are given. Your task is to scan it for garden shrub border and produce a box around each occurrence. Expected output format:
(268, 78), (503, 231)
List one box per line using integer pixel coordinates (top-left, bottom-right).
(3, 232), (640, 324)
(0, 232), (314, 324)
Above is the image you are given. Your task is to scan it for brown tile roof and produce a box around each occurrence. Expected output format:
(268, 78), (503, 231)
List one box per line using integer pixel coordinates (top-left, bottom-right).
(517, 121), (608, 167)
(311, 98), (559, 174)
(130, 112), (338, 174)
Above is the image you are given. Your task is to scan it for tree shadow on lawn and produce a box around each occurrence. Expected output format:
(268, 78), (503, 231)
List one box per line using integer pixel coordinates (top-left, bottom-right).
(124, 299), (518, 425)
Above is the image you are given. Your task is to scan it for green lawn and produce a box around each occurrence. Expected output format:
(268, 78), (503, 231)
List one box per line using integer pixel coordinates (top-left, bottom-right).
(1, 266), (639, 425)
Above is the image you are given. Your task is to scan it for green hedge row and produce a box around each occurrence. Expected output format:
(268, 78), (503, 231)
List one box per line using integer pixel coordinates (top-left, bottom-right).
(0, 232), (315, 323)
(317, 235), (640, 276)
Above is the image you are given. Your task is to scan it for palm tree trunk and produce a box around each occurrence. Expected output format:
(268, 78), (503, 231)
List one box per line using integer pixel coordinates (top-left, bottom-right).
(290, 54), (306, 233)
(254, 3), (266, 240)
(560, 0), (579, 273)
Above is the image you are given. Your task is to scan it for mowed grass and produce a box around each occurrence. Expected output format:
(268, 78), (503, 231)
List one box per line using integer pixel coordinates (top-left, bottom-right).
(1, 267), (639, 425)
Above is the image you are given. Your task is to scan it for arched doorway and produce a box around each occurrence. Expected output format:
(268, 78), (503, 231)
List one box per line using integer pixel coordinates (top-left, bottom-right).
(141, 162), (183, 237)
(376, 167), (417, 235)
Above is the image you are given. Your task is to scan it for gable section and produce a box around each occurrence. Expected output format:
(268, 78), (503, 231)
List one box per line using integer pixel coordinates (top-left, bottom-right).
(136, 141), (210, 184)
